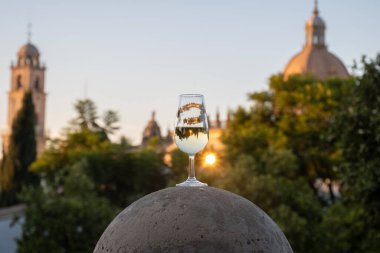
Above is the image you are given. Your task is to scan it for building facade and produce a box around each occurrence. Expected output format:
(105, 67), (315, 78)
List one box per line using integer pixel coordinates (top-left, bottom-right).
(2, 42), (47, 155)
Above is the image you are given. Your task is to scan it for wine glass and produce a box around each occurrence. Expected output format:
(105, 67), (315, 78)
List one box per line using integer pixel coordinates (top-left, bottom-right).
(175, 94), (209, 187)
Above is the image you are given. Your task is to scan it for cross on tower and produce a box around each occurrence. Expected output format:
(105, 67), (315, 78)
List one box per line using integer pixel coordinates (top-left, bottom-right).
(313, 0), (319, 15)
(27, 23), (32, 42)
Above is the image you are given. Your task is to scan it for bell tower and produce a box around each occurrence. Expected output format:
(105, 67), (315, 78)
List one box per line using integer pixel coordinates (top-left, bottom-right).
(305, 0), (326, 48)
(3, 38), (47, 155)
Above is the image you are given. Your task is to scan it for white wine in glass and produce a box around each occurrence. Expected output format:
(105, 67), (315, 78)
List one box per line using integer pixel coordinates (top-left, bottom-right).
(175, 94), (209, 187)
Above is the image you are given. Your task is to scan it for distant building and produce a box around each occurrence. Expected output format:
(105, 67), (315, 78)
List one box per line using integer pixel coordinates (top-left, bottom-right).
(141, 111), (162, 146)
(207, 109), (228, 152)
(2, 41), (47, 155)
(283, 1), (349, 80)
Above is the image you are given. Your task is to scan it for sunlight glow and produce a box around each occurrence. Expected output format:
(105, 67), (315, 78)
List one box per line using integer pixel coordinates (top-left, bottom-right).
(205, 154), (216, 165)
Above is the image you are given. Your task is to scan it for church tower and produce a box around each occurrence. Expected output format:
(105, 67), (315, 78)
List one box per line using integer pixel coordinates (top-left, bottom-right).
(141, 111), (162, 146)
(3, 40), (47, 155)
(283, 0), (349, 80)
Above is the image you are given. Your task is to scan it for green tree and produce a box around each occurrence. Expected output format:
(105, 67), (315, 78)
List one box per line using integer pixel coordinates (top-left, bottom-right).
(321, 55), (380, 253)
(17, 98), (167, 252)
(223, 74), (354, 204)
(17, 160), (116, 253)
(32, 98), (166, 207)
(72, 99), (100, 131)
(0, 92), (38, 206)
(337, 55), (380, 220)
(102, 110), (120, 135)
(219, 74), (354, 252)
(70, 99), (119, 138)
(217, 151), (323, 252)
(167, 148), (188, 186)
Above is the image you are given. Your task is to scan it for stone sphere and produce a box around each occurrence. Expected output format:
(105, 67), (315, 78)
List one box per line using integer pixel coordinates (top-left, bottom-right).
(94, 187), (293, 253)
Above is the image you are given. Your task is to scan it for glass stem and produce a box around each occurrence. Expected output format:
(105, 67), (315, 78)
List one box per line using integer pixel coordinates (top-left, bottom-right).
(188, 155), (196, 180)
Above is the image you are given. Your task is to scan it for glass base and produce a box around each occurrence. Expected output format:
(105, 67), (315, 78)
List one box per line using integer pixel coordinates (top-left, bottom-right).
(176, 178), (208, 187)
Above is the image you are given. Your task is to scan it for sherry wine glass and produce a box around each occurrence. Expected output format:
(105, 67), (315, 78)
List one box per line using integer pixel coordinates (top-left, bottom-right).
(175, 94), (209, 187)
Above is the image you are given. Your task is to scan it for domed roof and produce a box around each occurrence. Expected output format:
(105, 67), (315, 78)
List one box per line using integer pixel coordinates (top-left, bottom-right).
(142, 111), (162, 145)
(284, 46), (349, 80)
(94, 187), (293, 253)
(283, 1), (349, 80)
(17, 43), (40, 58)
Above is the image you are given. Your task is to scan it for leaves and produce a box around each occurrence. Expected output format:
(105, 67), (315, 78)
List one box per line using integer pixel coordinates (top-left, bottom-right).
(220, 55), (380, 252)
(17, 98), (167, 252)
(220, 70), (355, 252)
(70, 99), (120, 138)
(0, 92), (38, 206)
(328, 55), (380, 252)
(17, 161), (116, 253)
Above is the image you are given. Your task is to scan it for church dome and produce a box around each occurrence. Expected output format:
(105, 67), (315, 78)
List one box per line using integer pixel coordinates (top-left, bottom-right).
(283, 1), (349, 80)
(284, 46), (349, 80)
(17, 43), (40, 58)
(142, 111), (162, 145)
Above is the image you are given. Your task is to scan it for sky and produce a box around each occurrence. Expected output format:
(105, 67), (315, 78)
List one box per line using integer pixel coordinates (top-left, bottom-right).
(0, 0), (379, 145)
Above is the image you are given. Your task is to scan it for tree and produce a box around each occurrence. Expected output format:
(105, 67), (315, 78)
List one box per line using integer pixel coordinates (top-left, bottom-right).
(17, 160), (116, 253)
(17, 98), (167, 252)
(70, 99), (119, 137)
(336, 55), (380, 219)
(219, 74), (354, 252)
(217, 151), (323, 252)
(0, 92), (38, 206)
(321, 54), (380, 253)
(32, 98), (167, 207)
(223, 74), (354, 204)
(167, 148), (188, 186)
(102, 110), (120, 135)
(72, 99), (99, 131)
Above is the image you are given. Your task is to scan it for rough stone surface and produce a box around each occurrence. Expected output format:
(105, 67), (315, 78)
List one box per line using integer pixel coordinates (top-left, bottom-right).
(94, 187), (293, 253)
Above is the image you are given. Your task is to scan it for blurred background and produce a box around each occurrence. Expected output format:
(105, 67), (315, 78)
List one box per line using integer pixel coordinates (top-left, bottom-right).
(0, 0), (379, 252)
(0, 0), (379, 144)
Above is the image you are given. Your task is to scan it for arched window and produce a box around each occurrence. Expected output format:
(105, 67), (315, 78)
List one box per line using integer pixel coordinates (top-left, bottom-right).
(34, 77), (40, 91)
(33, 58), (39, 67)
(16, 75), (22, 90)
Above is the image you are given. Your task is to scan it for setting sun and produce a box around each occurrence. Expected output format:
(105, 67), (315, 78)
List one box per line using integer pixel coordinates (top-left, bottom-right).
(205, 153), (216, 165)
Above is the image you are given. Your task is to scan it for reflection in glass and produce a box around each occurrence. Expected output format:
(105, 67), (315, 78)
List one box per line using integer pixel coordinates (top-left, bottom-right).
(175, 94), (209, 187)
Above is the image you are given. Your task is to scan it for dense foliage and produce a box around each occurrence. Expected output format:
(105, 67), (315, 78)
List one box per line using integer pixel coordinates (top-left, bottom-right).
(321, 55), (380, 253)
(8, 54), (380, 252)
(18, 161), (116, 253)
(0, 92), (38, 206)
(217, 55), (380, 252)
(218, 74), (354, 252)
(17, 99), (167, 252)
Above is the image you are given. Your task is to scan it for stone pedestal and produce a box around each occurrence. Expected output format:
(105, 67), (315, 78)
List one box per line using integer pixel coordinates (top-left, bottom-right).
(94, 187), (293, 253)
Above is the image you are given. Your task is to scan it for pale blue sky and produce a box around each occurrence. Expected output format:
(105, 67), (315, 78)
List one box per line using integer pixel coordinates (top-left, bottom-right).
(0, 0), (379, 144)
